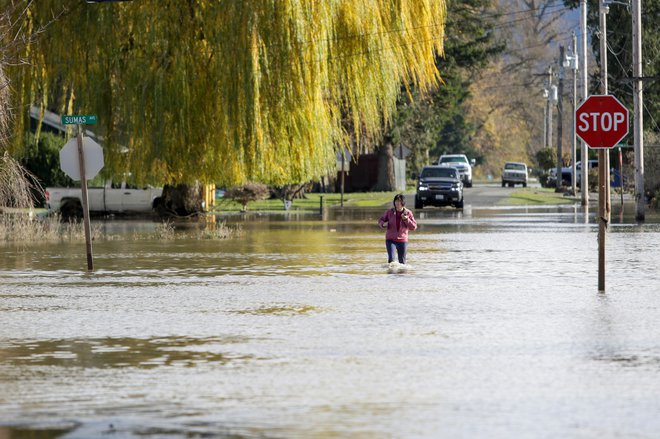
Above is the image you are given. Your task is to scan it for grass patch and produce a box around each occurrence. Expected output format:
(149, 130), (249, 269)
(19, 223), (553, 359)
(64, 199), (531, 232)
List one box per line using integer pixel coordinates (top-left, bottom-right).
(213, 191), (405, 212)
(499, 188), (579, 205)
(1, 213), (238, 244)
(0, 213), (103, 243)
(147, 220), (239, 241)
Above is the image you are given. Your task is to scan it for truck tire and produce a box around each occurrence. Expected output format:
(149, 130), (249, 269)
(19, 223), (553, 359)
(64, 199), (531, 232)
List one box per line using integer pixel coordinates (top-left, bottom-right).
(414, 196), (423, 210)
(455, 199), (464, 209)
(152, 197), (170, 217)
(152, 197), (163, 210)
(60, 199), (83, 221)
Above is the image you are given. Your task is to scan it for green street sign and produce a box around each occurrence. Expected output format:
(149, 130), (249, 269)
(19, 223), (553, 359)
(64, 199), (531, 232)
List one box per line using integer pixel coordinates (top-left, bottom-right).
(61, 114), (98, 125)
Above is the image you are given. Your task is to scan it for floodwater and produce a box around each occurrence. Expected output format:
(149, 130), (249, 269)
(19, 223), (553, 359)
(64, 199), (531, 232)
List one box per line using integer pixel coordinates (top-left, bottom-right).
(1, 202), (660, 438)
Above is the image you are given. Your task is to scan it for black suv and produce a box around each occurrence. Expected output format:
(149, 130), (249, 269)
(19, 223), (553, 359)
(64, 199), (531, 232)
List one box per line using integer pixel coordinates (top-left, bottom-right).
(415, 165), (464, 209)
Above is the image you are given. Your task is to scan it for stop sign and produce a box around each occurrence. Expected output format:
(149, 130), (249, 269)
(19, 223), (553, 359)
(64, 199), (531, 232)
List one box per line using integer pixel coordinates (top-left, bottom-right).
(60, 136), (104, 181)
(575, 94), (629, 149)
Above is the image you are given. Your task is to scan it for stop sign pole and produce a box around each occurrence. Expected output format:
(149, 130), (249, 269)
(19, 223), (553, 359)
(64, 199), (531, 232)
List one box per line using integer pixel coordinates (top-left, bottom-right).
(575, 95), (629, 292)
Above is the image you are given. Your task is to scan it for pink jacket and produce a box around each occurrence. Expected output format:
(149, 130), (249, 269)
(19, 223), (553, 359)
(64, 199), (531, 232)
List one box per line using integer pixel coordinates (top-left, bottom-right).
(378, 207), (417, 242)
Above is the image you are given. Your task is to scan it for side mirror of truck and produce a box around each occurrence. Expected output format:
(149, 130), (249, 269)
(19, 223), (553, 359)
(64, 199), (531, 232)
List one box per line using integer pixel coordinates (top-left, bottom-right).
(470, 159), (476, 166)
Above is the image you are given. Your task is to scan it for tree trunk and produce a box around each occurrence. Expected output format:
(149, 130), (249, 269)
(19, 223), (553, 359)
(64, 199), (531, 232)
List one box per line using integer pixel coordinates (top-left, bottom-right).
(374, 136), (396, 191)
(272, 183), (308, 201)
(156, 183), (204, 218)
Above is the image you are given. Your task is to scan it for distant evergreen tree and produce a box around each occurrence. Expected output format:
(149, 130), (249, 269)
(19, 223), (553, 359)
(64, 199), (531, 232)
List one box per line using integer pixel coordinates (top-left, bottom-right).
(389, 0), (505, 175)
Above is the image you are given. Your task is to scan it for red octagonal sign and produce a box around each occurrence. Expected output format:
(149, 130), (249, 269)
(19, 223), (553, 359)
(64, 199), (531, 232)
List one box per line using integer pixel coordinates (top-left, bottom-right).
(575, 94), (629, 149)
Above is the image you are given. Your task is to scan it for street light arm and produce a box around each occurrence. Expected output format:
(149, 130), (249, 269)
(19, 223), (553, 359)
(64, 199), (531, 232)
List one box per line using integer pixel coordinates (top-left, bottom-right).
(602, 0), (630, 7)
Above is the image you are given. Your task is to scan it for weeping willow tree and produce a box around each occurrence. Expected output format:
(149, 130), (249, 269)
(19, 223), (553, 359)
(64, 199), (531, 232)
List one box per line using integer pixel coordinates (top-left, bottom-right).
(6, 0), (446, 187)
(1, 2), (43, 209)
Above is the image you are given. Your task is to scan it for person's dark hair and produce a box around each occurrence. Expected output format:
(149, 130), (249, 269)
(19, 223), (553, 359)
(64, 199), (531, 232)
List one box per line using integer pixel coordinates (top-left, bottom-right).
(393, 194), (405, 207)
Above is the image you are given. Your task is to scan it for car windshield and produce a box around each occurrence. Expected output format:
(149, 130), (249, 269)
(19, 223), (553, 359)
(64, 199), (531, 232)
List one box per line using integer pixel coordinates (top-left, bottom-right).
(421, 167), (457, 179)
(440, 156), (467, 163)
(504, 163), (526, 171)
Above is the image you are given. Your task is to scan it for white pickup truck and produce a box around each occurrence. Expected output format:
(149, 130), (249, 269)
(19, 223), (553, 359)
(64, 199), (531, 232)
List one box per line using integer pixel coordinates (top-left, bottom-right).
(436, 154), (475, 187)
(46, 181), (163, 219)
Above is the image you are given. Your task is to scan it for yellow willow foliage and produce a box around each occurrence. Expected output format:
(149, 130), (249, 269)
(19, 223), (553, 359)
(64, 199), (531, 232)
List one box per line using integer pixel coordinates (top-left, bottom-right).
(5, 0), (445, 186)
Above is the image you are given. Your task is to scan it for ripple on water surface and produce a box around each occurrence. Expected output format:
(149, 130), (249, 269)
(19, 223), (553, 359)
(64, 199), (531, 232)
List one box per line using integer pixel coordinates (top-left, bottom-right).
(1, 209), (660, 437)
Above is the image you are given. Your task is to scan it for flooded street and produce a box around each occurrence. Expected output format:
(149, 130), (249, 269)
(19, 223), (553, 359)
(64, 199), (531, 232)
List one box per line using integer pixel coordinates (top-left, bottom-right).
(2, 199), (660, 438)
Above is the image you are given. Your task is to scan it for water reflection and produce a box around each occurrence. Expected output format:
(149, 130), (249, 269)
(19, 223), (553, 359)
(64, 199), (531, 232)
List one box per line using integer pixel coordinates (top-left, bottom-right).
(0, 425), (77, 439)
(592, 353), (660, 369)
(0, 336), (254, 369)
(587, 291), (660, 371)
(1, 204), (660, 438)
(231, 304), (321, 316)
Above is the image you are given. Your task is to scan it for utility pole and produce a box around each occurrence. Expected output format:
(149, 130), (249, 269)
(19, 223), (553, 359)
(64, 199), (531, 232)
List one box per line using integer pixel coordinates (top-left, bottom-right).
(580, 0), (589, 206)
(632, 0), (645, 221)
(545, 66), (554, 153)
(571, 33), (578, 196)
(598, 0), (609, 292)
(599, 3), (608, 95)
(600, 1), (611, 221)
(556, 46), (565, 193)
(543, 99), (548, 150)
(571, 35), (578, 196)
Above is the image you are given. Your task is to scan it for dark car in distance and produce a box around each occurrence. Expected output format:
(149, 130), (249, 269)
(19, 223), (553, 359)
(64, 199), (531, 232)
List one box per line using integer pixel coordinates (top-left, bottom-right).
(415, 165), (464, 209)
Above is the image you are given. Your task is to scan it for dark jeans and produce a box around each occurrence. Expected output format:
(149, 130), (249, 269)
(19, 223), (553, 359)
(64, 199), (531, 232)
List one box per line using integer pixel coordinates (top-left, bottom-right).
(386, 240), (408, 264)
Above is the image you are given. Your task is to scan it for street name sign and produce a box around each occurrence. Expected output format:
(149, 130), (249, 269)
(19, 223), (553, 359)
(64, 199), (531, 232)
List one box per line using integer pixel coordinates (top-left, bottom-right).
(575, 95), (629, 149)
(61, 114), (98, 125)
(60, 137), (104, 181)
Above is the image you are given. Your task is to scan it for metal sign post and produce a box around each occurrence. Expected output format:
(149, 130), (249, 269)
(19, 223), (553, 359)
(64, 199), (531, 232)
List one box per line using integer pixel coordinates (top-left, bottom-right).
(597, 149), (606, 291)
(61, 114), (101, 272)
(76, 125), (94, 271)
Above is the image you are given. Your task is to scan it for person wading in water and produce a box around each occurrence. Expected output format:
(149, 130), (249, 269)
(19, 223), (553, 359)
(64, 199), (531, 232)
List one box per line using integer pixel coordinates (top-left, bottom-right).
(378, 194), (417, 264)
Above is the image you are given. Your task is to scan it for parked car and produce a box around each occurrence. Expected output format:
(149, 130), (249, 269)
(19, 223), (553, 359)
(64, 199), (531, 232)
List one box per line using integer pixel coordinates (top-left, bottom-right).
(415, 165), (464, 209)
(501, 162), (528, 187)
(574, 160), (598, 185)
(436, 154), (475, 187)
(46, 181), (163, 220)
(551, 160), (598, 187)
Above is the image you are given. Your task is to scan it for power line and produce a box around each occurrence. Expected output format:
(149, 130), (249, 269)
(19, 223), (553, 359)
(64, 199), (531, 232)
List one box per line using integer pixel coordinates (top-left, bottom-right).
(482, 1), (567, 20)
(504, 35), (574, 54)
(253, 3), (571, 55)
(269, 4), (568, 67)
(489, 7), (572, 31)
(606, 39), (627, 57)
(607, 44), (660, 134)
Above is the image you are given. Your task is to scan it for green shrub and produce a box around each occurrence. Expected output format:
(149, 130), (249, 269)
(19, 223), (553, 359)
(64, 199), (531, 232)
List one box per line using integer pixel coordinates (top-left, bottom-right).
(223, 182), (269, 211)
